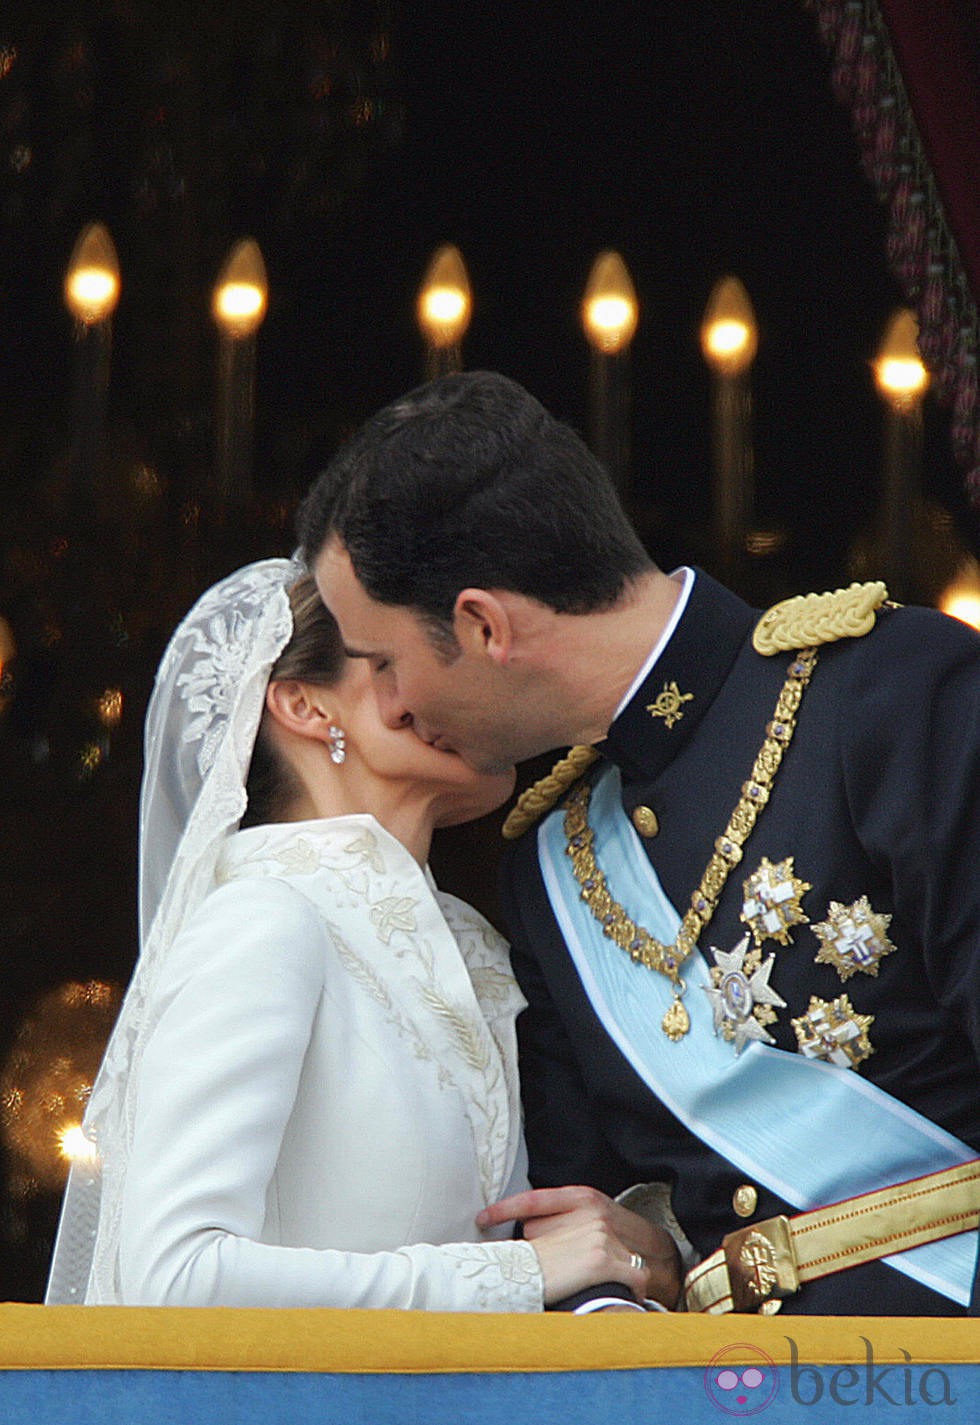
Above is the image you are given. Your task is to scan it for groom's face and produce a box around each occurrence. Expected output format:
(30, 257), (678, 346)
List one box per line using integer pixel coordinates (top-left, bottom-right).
(314, 538), (523, 774)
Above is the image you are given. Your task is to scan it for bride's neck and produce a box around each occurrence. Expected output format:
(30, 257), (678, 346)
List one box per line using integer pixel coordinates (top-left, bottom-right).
(278, 780), (435, 865)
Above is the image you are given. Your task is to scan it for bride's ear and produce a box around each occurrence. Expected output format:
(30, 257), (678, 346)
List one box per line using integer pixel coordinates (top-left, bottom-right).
(265, 680), (332, 743)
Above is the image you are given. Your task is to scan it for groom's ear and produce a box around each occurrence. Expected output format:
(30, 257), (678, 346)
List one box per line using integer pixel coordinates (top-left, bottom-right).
(265, 680), (332, 741)
(452, 589), (512, 664)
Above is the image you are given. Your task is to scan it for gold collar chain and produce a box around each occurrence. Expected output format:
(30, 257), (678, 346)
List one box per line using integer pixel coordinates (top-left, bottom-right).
(564, 648), (818, 1040)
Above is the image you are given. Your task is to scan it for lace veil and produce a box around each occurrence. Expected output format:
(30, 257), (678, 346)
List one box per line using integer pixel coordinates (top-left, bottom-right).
(45, 556), (303, 1303)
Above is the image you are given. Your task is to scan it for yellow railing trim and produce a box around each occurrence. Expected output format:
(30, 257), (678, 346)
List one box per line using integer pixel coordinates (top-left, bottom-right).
(1, 1306), (976, 1374)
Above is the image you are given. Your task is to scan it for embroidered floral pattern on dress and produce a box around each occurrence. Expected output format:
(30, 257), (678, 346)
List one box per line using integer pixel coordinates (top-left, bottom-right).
(443, 1241), (542, 1311)
(271, 838), (322, 877)
(216, 819), (520, 1206)
(370, 896), (419, 942)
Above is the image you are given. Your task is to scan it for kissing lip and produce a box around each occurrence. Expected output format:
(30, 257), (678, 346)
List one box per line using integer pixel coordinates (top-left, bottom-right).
(425, 734), (456, 755)
(414, 728), (447, 751)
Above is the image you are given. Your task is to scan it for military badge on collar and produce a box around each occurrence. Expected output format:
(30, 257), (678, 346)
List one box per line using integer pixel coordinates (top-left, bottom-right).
(811, 897), (896, 981)
(646, 681), (693, 728)
(741, 857), (811, 948)
(703, 934), (787, 1054)
(792, 994), (874, 1069)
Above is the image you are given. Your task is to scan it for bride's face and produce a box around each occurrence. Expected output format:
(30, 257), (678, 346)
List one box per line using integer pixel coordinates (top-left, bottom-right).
(330, 657), (516, 824)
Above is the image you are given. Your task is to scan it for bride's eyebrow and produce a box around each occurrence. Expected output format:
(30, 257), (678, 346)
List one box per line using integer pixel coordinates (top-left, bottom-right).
(343, 643), (379, 661)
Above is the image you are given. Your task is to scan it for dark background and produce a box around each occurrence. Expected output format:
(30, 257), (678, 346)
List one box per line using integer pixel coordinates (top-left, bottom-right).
(1, 0), (978, 1302)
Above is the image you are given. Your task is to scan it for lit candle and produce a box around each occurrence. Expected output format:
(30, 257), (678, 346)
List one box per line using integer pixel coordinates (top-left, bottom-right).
(872, 308), (929, 602)
(211, 238), (268, 515)
(581, 251), (638, 498)
(416, 244), (472, 379)
(700, 276), (758, 581)
(63, 223), (121, 502)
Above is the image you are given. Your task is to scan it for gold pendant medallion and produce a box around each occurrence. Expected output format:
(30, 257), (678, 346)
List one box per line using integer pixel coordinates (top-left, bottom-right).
(662, 995), (690, 1041)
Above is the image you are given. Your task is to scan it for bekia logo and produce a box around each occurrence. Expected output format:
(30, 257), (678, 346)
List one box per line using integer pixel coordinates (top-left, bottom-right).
(705, 1343), (779, 1416)
(704, 1337), (957, 1413)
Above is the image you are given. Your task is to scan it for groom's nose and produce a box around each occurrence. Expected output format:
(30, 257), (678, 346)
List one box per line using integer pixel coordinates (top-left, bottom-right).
(376, 682), (413, 729)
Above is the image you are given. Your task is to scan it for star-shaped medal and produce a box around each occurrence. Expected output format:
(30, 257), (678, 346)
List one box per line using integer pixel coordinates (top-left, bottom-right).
(741, 856), (811, 948)
(792, 994), (874, 1069)
(703, 933), (787, 1054)
(811, 897), (896, 981)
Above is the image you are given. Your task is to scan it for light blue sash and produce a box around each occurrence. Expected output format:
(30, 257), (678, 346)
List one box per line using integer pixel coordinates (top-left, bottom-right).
(538, 765), (978, 1306)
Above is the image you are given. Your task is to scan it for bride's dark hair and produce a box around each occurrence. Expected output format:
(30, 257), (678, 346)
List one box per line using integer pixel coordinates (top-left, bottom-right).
(241, 574), (345, 828)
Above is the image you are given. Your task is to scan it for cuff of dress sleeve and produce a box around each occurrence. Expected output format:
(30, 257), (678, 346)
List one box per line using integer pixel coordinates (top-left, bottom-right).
(550, 1281), (641, 1312)
(614, 1181), (700, 1273)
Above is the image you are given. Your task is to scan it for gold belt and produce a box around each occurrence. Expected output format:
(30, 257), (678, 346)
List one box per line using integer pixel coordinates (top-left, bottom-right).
(684, 1159), (980, 1313)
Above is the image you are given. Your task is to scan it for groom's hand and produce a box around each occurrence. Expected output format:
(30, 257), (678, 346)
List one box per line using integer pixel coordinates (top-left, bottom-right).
(477, 1185), (682, 1309)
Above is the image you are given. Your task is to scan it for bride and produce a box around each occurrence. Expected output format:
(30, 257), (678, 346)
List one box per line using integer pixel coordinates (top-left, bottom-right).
(46, 558), (677, 1310)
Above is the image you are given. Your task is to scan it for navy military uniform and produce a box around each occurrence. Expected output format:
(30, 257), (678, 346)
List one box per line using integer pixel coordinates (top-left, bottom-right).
(502, 570), (980, 1314)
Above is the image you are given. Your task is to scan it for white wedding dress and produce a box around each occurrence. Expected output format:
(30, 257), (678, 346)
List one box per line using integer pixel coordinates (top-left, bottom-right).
(116, 816), (540, 1310)
(45, 558), (541, 1311)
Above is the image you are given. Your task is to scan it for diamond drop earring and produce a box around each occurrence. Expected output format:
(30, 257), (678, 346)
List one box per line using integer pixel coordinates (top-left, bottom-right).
(328, 725), (347, 764)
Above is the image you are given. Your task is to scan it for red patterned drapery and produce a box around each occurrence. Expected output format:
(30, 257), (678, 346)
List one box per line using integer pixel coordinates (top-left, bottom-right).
(806, 0), (980, 505)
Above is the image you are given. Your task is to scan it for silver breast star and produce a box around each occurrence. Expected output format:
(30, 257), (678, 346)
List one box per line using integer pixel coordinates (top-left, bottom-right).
(703, 933), (787, 1054)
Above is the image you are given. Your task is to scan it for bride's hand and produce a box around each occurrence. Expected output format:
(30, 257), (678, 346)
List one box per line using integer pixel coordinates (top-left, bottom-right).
(477, 1185), (682, 1309)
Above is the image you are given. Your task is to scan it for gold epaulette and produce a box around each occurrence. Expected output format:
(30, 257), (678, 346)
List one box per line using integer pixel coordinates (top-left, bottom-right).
(752, 580), (889, 656)
(501, 745), (600, 839)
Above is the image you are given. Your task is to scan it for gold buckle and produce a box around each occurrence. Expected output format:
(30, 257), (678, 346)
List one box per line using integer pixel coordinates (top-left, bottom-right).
(723, 1216), (800, 1312)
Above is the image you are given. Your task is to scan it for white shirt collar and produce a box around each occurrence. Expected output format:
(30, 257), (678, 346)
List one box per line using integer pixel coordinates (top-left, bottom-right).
(612, 567), (696, 722)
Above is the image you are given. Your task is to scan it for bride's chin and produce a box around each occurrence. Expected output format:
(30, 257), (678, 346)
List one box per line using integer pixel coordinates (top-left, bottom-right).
(433, 769), (516, 827)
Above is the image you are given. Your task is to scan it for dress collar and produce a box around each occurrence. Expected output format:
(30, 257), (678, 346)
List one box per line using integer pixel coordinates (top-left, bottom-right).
(601, 569), (756, 782)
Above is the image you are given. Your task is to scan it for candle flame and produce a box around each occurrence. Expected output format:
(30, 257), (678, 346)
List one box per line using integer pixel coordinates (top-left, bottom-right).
(417, 245), (472, 348)
(66, 268), (118, 316)
(585, 296), (634, 341)
(704, 319), (751, 361)
(420, 285), (468, 327)
(581, 251), (638, 354)
(212, 239), (269, 338)
(874, 309), (929, 409)
(64, 223), (121, 325)
(700, 276), (758, 376)
(876, 357), (929, 401)
(215, 282), (265, 323)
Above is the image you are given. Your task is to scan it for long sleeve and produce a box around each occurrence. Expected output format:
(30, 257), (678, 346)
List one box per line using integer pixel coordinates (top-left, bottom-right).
(841, 607), (980, 1060)
(116, 878), (542, 1311)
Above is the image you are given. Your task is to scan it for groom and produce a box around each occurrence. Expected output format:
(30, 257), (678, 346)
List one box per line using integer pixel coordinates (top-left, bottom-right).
(299, 369), (980, 1316)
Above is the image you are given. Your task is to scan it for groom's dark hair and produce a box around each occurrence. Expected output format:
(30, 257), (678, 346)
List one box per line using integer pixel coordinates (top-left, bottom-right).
(297, 370), (653, 630)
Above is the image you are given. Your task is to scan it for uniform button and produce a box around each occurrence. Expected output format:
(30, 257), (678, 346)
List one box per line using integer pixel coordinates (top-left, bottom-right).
(732, 1184), (758, 1218)
(631, 805), (659, 837)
